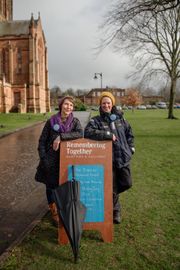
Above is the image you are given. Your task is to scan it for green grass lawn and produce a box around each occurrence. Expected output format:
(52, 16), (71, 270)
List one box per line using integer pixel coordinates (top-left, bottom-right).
(1, 110), (180, 270)
(0, 113), (51, 136)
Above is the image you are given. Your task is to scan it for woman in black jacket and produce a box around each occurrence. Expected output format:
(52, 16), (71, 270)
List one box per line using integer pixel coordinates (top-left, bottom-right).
(84, 92), (135, 224)
(35, 96), (83, 226)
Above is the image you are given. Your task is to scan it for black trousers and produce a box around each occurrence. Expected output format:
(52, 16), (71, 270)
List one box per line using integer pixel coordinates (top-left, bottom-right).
(113, 165), (132, 213)
(113, 192), (121, 213)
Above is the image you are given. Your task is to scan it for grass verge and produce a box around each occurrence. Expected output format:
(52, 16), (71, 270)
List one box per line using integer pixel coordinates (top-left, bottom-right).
(0, 113), (51, 136)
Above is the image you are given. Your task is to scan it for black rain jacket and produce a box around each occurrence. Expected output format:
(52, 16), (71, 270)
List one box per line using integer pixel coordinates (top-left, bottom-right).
(84, 107), (134, 169)
(35, 117), (83, 188)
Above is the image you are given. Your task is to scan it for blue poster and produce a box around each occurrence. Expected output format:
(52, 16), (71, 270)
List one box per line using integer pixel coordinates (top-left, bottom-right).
(68, 165), (104, 222)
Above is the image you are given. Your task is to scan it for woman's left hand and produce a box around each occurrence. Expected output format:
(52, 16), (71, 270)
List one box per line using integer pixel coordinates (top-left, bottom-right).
(53, 136), (61, 151)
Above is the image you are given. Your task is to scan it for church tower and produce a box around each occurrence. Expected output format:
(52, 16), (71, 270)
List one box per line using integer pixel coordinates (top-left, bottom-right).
(0, 0), (13, 21)
(0, 0), (50, 113)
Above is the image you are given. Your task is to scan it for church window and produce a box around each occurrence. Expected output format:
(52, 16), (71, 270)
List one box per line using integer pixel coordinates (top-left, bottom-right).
(17, 48), (22, 73)
(3, 1), (6, 17)
(0, 1), (4, 15)
(2, 48), (7, 75)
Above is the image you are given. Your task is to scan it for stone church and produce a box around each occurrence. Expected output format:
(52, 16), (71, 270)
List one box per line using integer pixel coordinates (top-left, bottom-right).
(0, 0), (50, 113)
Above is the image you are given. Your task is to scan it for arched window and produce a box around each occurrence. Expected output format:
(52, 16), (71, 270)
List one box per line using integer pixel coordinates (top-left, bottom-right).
(2, 48), (7, 75)
(17, 48), (22, 73)
(4, 0), (6, 17)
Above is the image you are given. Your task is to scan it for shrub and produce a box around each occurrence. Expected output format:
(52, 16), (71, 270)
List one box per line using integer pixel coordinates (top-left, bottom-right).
(74, 98), (86, 111)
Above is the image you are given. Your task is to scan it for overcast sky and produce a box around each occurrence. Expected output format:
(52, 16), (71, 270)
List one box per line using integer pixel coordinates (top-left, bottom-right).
(14, 0), (134, 91)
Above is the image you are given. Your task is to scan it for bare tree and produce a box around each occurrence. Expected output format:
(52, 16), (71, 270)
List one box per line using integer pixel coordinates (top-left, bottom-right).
(101, 0), (180, 118)
(63, 88), (75, 96)
(112, 0), (179, 23)
(75, 89), (88, 97)
(50, 85), (62, 107)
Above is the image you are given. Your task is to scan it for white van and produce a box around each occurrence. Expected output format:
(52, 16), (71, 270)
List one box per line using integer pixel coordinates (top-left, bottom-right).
(156, 102), (167, 109)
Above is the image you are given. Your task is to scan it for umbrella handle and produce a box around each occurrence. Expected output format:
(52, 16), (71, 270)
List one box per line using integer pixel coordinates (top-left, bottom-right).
(72, 165), (75, 182)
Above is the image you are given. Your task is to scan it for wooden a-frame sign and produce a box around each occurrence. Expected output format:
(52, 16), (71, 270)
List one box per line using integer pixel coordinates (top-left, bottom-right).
(58, 138), (113, 243)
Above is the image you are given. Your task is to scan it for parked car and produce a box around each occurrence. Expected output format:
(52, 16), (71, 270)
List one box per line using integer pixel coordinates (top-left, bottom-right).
(174, 103), (180, 109)
(137, 105), (146, 110)
(117, 105), (122, 110)
(151, 105), (158, 109)
(146, 105), (152, 109)
(122, 105), (128, 110)
(156, 102), (167, 109)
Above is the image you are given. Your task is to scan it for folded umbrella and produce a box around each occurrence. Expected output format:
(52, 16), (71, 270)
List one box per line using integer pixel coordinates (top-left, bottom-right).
(53, 165), (86, 262)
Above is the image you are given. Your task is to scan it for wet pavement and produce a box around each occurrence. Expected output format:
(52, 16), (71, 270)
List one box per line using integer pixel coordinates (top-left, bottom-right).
(0, 111), (90, 257)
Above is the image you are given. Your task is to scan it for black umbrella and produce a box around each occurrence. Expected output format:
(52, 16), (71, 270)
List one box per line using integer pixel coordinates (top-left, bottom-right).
(53, 165), (86, 262)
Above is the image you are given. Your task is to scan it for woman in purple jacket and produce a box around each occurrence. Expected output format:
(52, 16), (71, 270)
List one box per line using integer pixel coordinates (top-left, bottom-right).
(35, 96), (83, 226)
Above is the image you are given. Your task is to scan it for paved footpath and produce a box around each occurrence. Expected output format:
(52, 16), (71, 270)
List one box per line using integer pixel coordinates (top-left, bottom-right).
(0, 111), (90, 261)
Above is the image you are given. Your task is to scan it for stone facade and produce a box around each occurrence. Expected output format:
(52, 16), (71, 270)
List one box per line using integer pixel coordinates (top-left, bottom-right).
(0, 0), (13, 21)
(0, 0), (50, 113)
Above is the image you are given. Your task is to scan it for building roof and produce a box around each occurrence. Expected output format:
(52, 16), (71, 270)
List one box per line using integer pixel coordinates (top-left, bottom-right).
(0, 20), (38, 36)
(86, 88), (125, 97)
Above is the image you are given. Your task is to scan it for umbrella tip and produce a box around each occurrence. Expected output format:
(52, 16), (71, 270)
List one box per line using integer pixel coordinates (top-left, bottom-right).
(74, 255), (79, 264)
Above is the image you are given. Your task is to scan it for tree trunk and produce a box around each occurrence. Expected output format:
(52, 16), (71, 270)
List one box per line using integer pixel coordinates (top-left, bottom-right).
(168, 78), (177, 119)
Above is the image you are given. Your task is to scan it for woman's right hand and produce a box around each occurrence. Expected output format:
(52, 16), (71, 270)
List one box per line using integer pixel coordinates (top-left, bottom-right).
(53, 136), (61, 151)
(112, 134), (118, 141)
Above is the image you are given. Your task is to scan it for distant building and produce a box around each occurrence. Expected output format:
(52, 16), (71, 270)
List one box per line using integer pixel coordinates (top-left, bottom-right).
(84, 88), (125, 106)
(0, 0), (50, 113)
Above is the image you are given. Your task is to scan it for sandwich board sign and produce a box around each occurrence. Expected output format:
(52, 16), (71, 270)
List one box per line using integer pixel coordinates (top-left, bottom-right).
(59, 138), (113, 243)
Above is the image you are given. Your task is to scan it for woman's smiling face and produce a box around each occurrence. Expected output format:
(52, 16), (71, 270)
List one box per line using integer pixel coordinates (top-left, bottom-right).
(100, 97), (113, 113)
(61, 99), (74, 116)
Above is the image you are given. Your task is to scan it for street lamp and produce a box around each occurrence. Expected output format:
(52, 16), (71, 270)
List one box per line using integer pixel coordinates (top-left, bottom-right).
(94, 72), (103, 88)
